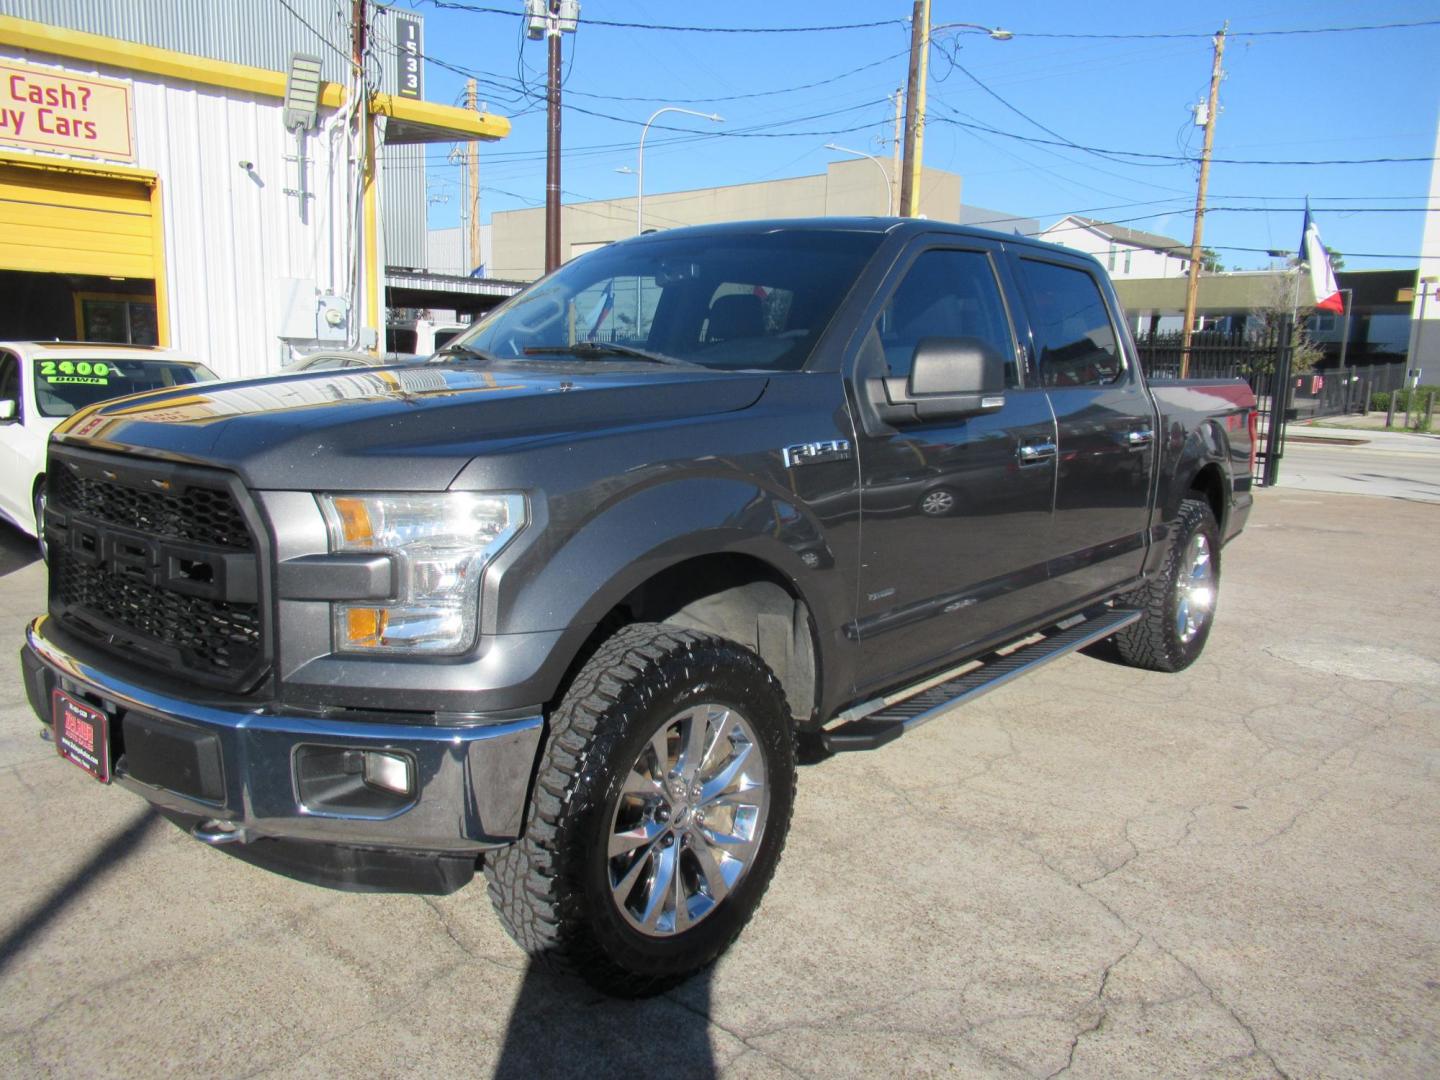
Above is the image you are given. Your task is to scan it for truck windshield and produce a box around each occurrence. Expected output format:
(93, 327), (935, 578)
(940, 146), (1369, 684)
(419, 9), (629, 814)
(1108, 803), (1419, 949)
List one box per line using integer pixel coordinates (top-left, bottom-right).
(34, 358), (217, 417)
(453, 230), (884, 372)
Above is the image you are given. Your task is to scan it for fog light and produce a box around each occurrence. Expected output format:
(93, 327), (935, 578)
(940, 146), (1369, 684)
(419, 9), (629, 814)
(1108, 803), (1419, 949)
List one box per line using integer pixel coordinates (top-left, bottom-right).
(362, 751), (413, 795)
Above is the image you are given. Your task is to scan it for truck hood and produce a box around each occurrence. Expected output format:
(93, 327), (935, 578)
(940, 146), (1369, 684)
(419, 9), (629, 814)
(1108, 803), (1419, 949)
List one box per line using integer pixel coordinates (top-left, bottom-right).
(52, 363), (769, 490)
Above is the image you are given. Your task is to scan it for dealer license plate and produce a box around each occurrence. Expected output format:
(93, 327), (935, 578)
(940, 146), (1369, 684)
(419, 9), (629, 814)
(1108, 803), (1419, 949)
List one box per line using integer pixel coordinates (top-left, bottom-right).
(53, 689), (112, 783)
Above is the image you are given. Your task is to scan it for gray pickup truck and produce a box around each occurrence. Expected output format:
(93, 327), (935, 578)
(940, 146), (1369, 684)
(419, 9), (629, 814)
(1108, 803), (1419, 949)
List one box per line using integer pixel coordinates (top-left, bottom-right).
(22, 219), (1254, 995)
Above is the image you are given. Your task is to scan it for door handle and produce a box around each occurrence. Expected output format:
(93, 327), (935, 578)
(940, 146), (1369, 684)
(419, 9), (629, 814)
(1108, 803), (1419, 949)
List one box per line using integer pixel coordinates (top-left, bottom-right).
(1126, 428), (1154, 447)
(1016, 441), (1057, 466)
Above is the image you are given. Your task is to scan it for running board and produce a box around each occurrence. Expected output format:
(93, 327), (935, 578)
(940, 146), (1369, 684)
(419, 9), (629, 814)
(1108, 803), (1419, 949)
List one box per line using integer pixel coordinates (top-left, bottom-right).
(820, 608), (1142, 753)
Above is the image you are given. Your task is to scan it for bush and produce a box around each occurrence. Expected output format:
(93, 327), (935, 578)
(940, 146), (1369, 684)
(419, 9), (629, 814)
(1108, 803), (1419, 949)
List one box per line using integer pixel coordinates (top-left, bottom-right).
(1371, 385), (1440, 420)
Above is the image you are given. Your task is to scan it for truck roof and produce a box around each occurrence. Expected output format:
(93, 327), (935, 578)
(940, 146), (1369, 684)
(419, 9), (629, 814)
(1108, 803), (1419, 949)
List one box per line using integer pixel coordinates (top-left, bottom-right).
(624, 216), (1092, 262)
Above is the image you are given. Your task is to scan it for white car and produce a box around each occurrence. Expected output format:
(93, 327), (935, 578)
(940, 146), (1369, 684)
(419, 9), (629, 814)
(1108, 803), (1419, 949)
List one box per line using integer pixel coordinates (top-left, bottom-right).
(0, 342), (218, 539)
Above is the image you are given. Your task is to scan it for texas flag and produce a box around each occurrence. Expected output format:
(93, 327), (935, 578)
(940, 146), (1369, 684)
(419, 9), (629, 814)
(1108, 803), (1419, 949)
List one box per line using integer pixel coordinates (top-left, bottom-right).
(1299, 201), (1345, 313)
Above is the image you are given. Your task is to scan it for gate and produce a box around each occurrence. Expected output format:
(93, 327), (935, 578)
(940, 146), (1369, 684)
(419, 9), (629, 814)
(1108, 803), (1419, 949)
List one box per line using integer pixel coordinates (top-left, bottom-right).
(1134, 325), (1294, 486)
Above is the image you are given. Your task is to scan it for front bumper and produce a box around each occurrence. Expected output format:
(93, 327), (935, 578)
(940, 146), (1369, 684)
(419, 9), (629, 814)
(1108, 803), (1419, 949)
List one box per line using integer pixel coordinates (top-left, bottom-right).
(23, 616), (544, 857)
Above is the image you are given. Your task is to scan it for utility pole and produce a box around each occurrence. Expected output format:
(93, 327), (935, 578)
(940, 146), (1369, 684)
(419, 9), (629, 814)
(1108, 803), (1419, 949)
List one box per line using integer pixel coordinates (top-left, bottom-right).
(899, 0), (931, 217)
(545, 1), (561, 274)
(527, 0), (577, 274)
(465, 78), (480, 274)
(352, 0), (379, 350)
(1180, 23), (1227, 378)
(891, 88), (903, 217)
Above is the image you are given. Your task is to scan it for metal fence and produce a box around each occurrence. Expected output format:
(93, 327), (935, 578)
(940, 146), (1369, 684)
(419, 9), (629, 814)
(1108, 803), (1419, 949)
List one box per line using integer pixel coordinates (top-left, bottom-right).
(1135, 328), (1293, 485)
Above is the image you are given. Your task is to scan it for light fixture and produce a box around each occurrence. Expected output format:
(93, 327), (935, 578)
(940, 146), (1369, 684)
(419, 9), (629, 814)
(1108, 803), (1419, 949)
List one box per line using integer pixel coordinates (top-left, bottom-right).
(363, 751), (414, 796)
(283, 53), (324, 132)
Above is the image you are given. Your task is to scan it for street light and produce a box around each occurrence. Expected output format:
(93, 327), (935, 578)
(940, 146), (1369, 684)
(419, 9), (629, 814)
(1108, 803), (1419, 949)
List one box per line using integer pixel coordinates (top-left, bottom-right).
(931, 21), (1013, 40)
(637, 107), (724, 234)
(1413, 275), (1439, 383)
(900, 12), (1012, 217)
(825, 143), (893, 215)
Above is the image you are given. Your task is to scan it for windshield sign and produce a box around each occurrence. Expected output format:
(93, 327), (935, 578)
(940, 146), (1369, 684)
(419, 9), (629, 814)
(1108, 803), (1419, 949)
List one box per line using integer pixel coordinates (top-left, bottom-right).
(34, 358), (215, 417)
(452, 230), (883, 373)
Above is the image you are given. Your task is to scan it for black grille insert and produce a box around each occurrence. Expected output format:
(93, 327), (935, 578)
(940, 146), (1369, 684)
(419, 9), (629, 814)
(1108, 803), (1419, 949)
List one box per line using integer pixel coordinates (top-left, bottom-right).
(50, 469), (253, 551)
(46, 450), (268, 690)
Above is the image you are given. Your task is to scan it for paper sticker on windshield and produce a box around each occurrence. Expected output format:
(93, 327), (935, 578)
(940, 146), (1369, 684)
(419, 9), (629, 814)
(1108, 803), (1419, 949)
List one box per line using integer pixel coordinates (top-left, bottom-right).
(38, 360), (111, 385)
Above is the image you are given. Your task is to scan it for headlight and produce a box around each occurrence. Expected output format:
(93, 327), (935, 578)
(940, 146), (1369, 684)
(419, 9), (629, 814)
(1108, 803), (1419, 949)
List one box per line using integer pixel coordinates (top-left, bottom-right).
(318, 492), (526, 655)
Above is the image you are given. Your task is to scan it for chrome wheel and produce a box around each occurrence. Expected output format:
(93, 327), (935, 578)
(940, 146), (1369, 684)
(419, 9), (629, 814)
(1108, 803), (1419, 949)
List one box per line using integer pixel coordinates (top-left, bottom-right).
(920, 488), (955, 516)
(1174, 532), (1215, 644)
(607, 703), (769, 937)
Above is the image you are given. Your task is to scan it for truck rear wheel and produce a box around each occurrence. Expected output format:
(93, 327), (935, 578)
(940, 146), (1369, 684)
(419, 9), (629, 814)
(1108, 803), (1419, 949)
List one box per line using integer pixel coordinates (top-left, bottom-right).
(484, 622), (796, 997)
(1113, 496), (1220, 672)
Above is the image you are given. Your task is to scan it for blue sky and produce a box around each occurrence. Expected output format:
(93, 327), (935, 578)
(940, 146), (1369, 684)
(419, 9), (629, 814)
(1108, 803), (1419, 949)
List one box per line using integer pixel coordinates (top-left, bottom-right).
(393, 0), (1439, 271)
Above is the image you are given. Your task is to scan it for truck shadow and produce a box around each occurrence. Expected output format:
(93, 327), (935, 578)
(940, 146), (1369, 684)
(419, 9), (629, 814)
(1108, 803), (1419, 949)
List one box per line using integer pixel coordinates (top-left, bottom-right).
(0, 523), (38, 578)
(492, 960), (719, 1079)
(0, 807), (159, 979)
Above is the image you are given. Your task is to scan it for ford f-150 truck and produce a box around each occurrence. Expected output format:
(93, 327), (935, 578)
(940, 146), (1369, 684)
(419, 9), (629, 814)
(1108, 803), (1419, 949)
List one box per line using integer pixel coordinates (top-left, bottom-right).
(21, 219), (1254, 996)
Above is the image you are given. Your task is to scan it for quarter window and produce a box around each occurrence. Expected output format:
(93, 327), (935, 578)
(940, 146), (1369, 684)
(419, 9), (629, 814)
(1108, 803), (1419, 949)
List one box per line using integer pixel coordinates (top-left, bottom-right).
(1018, 260), (1126, 388)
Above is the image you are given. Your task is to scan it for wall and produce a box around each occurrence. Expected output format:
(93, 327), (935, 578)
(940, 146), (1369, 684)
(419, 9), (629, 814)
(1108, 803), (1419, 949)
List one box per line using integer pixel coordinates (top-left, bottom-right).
(490, 160), (963, 282)
(1410, 114), (1440, 370)
(0, 46), (359, 379)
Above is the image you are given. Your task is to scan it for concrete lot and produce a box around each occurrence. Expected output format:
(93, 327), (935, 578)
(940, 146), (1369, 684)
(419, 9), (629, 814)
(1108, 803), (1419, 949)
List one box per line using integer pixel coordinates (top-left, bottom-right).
(0, 488), (1437, 1079)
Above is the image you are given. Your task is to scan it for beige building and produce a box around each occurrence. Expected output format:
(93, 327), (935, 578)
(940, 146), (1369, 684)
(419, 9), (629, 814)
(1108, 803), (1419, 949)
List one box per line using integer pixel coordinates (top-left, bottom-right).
(490, 159), (962, 281)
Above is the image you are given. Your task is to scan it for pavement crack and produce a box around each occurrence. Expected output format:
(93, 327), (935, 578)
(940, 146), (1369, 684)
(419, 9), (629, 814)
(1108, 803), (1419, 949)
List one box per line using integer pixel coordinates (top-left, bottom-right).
(1153, 941), (1292, 1080)
(1046, 936), (1139, 1079)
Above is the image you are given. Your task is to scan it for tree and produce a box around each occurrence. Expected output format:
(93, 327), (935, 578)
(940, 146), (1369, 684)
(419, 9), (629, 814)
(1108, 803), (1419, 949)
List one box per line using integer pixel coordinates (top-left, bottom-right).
(1326, 246), (1345, 271)
(1200, 247), (1225, 273)
(1251, 265), (1323, 374)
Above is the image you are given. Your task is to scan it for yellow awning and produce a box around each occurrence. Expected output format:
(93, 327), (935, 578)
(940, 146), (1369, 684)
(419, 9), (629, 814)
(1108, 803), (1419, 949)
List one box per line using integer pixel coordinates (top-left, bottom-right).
(0, 15), (509, 144)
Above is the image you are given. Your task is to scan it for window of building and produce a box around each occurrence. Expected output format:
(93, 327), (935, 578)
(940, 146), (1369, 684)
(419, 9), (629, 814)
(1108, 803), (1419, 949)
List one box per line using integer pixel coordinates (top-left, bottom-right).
(1107, 244), (1117, 270)
(1123, 249), (1132, 274)
(75, 294), (159, 345)
(1018, 259), (1126, 387)
(867, 248), (1019, 387)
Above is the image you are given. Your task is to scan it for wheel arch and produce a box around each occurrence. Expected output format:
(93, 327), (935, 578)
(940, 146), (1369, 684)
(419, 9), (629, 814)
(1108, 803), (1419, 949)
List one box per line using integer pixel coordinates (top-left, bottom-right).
(1165, 419), (1234, 534)
(550, 551), (823, 729)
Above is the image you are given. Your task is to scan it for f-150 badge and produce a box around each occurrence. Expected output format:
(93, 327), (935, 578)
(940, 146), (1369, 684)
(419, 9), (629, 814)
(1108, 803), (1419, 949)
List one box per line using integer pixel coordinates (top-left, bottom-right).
(782, 440), (852, 468)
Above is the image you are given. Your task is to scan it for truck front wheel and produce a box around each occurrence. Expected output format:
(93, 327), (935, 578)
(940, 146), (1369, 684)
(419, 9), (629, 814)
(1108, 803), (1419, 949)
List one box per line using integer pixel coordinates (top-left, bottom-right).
(1113, 496), (1220, 672)
(484, 623), (796, 997)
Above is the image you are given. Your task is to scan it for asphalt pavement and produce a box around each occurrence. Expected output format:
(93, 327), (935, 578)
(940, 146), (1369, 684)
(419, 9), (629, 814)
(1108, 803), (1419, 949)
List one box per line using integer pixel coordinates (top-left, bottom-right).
(1278, 422), (1440, 504)
(0, 487), (1437, 1079)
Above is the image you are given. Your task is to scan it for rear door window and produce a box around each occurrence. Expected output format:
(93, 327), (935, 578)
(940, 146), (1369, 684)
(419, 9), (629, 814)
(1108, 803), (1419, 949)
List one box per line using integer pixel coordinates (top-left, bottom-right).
(1017, 259), (1126, 387)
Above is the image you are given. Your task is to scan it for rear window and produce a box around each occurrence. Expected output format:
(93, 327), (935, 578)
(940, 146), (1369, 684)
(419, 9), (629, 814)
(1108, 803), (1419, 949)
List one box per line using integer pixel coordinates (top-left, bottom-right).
(34, 358), (216, 417)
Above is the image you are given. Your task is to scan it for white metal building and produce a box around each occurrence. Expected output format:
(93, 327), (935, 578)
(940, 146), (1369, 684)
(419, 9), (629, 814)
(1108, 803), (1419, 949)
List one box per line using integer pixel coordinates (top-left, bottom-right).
(0, 7), (508, 379)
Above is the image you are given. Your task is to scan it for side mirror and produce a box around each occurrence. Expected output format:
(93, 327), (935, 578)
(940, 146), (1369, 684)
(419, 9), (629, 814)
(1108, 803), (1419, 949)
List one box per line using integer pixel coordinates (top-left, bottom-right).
(0, 399), (16, 423)
(868, 337), (1008, 424)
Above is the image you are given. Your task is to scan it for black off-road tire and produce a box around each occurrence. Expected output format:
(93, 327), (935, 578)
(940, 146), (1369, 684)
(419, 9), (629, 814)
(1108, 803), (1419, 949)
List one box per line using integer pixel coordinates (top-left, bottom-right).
(1113, 496), (1220, 673)
(483, 622), (797, 997)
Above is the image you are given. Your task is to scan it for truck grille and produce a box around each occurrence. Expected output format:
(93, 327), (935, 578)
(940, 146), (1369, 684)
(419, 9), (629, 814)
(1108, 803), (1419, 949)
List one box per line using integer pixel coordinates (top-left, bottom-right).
(50, 470), (253, 550)
(45, 449), (269, 691)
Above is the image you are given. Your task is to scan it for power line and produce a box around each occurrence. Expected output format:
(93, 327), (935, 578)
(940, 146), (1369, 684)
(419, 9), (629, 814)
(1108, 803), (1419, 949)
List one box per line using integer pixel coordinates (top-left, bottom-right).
(422, 5), (1440, 40)
(1011, 19), (1440, 41)
(557, 47), (910, 104)
(935, 115), (1438, 165)
(425, 2), (906, 34)
(933, 61), (1176, 169)
(274, 0), (352, 61)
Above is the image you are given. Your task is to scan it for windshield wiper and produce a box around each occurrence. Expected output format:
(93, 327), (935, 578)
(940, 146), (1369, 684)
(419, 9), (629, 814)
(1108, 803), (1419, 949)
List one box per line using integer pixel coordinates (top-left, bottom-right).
(523, 341), (696, 367)
(432, 343), (501, 363)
